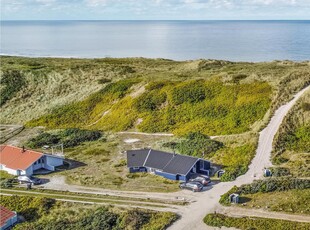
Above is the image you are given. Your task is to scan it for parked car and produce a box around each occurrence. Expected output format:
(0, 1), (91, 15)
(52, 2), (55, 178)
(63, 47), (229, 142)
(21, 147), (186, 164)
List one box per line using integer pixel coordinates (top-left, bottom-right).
(189, 176), (211, 186)
(17, 176), (41, 185)
(179, 181), (203, 192)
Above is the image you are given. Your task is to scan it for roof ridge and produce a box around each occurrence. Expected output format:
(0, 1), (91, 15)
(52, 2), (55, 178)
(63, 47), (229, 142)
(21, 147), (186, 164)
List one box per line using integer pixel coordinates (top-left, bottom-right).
(142, 149), (152, 167)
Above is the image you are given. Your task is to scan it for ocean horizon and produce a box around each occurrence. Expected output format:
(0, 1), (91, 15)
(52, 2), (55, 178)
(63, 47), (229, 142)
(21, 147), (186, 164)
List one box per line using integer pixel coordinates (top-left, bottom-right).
(1, 20), (310, 62)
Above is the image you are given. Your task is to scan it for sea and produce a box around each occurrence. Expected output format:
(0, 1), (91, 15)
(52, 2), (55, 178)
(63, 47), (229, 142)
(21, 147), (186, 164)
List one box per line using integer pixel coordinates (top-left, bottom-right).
(1, 20), (309, 62)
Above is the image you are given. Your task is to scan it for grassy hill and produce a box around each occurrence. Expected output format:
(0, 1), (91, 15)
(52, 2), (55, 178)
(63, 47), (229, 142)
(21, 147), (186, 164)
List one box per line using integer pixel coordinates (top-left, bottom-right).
(273, 90), (310, 177)
(1, 56), (309, 136)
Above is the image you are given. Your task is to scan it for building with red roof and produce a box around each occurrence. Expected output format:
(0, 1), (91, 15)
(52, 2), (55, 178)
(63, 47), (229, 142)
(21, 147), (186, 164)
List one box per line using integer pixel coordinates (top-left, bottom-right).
(0, 206), (17, 230)
(0, 145), (63, 176)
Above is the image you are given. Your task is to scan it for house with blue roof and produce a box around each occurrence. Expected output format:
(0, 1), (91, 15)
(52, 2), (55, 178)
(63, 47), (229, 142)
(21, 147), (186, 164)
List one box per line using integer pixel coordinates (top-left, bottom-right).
(126, 149), (211, 181)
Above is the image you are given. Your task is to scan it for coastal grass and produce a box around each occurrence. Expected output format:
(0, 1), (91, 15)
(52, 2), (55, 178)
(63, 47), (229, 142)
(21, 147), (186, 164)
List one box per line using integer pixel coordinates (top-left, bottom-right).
(1, 56), (309, 129)
(27, 79), (272, 136)
(272, 90), (310, 177)
(0, 187), (187, 206)
(203, 213), (310, 230)
(0, 195), (178, 230)
(232, 189), (310, 214)
(58, 138), (180, 192)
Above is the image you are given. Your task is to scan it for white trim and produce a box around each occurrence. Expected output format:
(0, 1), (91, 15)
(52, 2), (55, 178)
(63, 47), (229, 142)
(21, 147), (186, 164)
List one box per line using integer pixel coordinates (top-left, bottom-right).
(183, 159), (200, 176)
(142, 149), (152, 166)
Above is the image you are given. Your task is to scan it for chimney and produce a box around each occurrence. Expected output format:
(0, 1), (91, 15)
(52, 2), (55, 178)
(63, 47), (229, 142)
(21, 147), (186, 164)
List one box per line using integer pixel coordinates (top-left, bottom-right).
(22, 146), (26, 153)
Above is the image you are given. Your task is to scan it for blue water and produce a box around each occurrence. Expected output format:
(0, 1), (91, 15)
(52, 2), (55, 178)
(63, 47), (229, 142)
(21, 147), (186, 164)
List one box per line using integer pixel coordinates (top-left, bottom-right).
(1, 20), (309, 61)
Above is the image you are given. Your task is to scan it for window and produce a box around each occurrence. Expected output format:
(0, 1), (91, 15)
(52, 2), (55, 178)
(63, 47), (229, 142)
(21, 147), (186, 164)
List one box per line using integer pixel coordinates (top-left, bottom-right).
(41, 158), (45, 163)
(200, 161), (209, 170)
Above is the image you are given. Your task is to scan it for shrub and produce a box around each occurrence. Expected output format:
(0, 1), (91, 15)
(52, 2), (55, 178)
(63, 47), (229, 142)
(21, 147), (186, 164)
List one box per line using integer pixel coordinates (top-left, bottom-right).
(0, 70), (26, 106)
(270, 167), (291, 177)
(26, 128), (102, 149)
(169, 81), (207, 105)
(59, 128), (102, 148)
(27, 133), (60, 148)
(163, 132), (223, 157)
(97, 78), (112, 84)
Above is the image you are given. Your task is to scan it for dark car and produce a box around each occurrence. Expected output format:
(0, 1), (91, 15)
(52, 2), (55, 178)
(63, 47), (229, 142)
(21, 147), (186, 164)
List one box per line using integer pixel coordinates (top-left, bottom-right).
(179, 181), (203, 192)
(17, 176), (41, 185)
(189, 176), (211, 186)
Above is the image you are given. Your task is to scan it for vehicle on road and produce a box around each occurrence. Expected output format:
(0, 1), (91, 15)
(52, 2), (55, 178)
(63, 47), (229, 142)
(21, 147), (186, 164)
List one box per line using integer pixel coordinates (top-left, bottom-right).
(179, 181), (203, 192)
(17, 176), (41, 185)
(189, 175), (211, 186)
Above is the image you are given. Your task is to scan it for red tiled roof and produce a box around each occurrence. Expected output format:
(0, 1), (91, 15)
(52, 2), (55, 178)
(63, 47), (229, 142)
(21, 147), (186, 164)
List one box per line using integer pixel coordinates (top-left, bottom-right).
(0, 145), (42, 170)
(0, 206), (16, 227)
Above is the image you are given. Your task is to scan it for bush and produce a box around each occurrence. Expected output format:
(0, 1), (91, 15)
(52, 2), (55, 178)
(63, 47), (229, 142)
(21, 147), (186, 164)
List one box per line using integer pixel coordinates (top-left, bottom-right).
(163, 132), (223, 157)
(0, 70), (26, 106)
(270, 167), (291, 177)
(27, 128), (102, 149)
(97, 78), (112, 84)
(27, 133), (60, 148)
(59, 128), (102, 148)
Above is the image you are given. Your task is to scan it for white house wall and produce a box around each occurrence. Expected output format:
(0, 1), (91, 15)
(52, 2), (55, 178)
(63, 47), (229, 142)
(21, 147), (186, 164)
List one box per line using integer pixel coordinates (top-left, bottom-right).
(0, 165), (18, 175)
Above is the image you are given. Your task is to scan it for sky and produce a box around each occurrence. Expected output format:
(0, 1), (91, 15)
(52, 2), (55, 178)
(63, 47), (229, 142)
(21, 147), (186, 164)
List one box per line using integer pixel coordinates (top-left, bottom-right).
(1, 0), (310, 20)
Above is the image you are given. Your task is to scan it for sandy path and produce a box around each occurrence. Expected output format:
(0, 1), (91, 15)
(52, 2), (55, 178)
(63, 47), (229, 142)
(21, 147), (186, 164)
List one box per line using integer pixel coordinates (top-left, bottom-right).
(168, 85), (310, 230)
(118, 131), (174, 136)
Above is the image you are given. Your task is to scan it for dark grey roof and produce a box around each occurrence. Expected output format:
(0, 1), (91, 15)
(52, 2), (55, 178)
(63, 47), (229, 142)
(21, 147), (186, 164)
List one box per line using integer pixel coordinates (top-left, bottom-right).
(127, 148), (208, 176)
(144, 150), (174, 170)
(162, 154), (198, 175)
(127, 149), (150, 167)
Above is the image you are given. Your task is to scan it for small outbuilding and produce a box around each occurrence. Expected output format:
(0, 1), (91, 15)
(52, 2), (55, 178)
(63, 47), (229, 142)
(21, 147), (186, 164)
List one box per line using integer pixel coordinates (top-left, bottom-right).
(127, 149), (211, 181)
(229, 193), (240, 204)
(0, 145), (64, 176)
(0, 206), (17, 230)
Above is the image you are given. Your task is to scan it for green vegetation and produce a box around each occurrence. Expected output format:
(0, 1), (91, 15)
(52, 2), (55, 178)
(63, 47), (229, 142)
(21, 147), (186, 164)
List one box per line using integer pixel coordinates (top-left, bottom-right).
(203, 213), (310, 230)
(27, 79), (272, 136)
(235, 189), (310, 214)
(61, 139), (179, 192)
(162, 132), (223, 157)
(1, 187), (187, 206)
(216, 144), (256, 181)
(0, 170), (14, 181)
(27, 128), (102, 148)
(0, 195), (55, 221)
(0, 195), (177, 230)
(0, 70), (26, 106)
(1, 57), (309, 128)
(273, 90), (310, 177)
(26, 79), (139, 129)
(220, 177), (310, 206)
